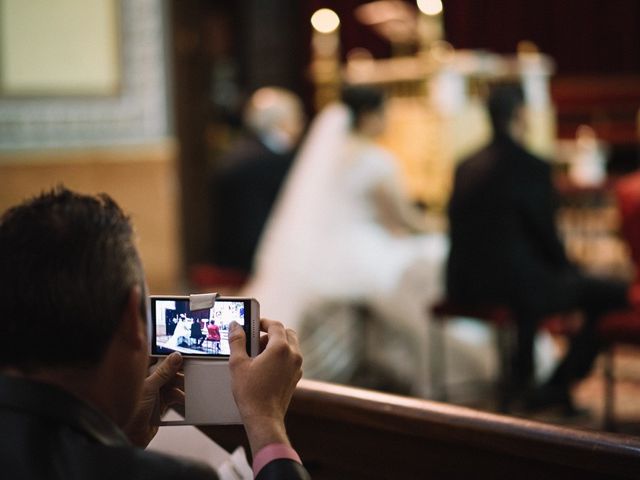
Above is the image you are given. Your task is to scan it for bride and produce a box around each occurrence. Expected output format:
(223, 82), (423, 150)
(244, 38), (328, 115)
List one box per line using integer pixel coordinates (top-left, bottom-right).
(243, 86), (499, 396)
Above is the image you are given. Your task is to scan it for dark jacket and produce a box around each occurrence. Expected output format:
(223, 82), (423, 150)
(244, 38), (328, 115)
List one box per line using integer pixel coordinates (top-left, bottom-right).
(211, 135), (295, 272)
(446, 134), (574, 314)
(0, 375), (309, 480)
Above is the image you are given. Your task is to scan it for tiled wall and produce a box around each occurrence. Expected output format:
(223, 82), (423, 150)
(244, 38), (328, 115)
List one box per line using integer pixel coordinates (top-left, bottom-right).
(0, 0), (182, 292)
(0, 0), (171, 151)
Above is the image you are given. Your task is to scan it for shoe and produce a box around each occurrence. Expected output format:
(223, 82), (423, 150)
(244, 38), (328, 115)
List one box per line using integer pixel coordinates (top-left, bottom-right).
(524, 384), (591, 420)
(525, 384), (572, 412)
(561, 402), (591, 420)
(498, 378), (531, 413)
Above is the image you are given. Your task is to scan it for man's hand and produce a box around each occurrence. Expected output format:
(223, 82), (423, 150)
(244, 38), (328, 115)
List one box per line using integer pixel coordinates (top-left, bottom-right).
(228, 319), (303, 455)
(123, 352), (185, 448)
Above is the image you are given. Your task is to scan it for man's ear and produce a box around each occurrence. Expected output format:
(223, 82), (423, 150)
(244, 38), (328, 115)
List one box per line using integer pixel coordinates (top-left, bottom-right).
(119, 285), (147, 350)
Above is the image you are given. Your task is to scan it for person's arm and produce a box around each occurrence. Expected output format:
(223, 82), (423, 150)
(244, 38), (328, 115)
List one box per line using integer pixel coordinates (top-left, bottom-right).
(373, 176), (429, 234)
(362, 147), (428, 234)
(121, 320), (308, 478)
(228, 319), (310, 479)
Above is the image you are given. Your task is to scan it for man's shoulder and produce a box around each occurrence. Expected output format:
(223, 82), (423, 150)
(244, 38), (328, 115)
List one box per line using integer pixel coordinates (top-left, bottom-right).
(516, 143), (550, 169)
(0, 421), (217, 480)
(95, 445), (217, 480)
(0, 393), (217, 480)
(463, 138), (550, 175)
(455, 144), (498, 178)
(458, 146), (489, 168)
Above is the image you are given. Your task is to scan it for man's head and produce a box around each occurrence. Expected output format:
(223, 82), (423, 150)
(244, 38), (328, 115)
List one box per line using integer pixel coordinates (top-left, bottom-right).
(244, 87), (306, 152)
(487, 84), (527, 142)
(0, 187), (145, 370)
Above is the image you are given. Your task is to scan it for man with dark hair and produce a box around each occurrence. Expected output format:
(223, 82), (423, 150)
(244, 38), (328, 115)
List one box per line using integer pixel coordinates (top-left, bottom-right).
(0, 189), (144, 367)
(447, 84), (630, 414)
(0, 187), (309, 479)
(190, 318), (206, 348)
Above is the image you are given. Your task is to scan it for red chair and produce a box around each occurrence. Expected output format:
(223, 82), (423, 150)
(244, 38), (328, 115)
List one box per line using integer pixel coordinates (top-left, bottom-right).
(430, 300), (575, 411)
(188, 263), (248, 295)
(597, 172), (640, 430)
(429, 300), (515, 409)
(614, 172), (640, 269)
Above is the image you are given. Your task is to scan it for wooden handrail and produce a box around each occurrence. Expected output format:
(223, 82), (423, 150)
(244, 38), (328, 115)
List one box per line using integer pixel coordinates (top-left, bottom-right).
(200, 379), (640, 479)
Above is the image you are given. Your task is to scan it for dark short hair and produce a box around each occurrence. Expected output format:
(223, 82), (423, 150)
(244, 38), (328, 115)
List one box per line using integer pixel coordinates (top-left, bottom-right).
(341, 85), (385, 130)
(0, 187), (144, 369)
(487, 84), (525, 135)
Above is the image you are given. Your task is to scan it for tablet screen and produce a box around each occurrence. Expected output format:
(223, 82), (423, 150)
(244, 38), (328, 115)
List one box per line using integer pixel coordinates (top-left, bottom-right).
(150, 297), (250, 357)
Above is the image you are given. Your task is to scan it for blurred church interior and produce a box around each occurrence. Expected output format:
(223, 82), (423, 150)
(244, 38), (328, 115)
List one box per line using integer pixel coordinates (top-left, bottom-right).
(2, 0), (640, 435)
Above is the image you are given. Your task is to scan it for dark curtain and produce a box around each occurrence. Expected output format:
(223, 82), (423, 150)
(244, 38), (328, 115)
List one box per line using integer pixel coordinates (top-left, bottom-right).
(442, 0), (640, 75)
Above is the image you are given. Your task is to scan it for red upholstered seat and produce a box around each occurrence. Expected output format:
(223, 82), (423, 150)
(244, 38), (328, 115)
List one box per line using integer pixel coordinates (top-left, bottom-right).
(432, 300), (579, 334)
(431, 300), (513, 328)
(598, 310), (640, 345)
(595, 171), (640, 429)
(188, 264), (248, 293)
(601, 173), (640, 347)
(615, 172), (640, 270)
(430, 298), (517, 405)
(430, 298), (577, 410)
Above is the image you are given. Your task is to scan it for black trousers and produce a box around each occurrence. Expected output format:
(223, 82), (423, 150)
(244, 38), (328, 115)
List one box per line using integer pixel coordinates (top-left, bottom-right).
(512, 273), (629, 389)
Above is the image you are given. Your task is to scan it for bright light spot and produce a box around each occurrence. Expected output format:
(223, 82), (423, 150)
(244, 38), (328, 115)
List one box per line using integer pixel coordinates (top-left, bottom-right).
(311, 8), (340, 33)
(417, 0), (443, 16)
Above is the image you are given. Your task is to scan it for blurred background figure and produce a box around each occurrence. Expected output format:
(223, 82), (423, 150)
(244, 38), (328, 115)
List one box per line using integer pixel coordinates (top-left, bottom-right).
(447, 84), (630, 415)
(245, 85), (492, 396)
(210, 87), (306, 274)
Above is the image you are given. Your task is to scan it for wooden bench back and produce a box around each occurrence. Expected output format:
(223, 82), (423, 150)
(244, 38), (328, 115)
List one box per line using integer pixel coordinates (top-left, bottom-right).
(201, 379), (640, 479)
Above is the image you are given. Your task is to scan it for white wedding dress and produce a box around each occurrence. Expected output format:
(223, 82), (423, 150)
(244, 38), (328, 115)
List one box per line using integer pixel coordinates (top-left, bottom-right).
(242, 103), (555, 397)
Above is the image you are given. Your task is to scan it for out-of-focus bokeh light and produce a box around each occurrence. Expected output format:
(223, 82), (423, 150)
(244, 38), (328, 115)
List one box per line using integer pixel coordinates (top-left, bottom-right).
(417, 0), (443, 16)
(311, 8), (340, 33)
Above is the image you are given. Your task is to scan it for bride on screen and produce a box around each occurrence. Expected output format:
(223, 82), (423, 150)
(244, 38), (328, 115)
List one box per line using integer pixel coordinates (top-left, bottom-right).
(162, 314), (191, 350)
(243, 86), (496, 396)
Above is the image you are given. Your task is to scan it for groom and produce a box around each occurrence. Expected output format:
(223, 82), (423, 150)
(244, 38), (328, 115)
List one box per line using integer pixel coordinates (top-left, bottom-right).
(447, 84), (630, 414)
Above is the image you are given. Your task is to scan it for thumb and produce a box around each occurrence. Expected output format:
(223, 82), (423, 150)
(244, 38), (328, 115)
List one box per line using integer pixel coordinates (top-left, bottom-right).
(228, 321), (248, 362)
(147, 352), (182, 390)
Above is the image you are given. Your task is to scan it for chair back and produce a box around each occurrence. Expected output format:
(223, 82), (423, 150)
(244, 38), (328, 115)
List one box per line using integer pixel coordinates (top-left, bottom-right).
(188, 263), (248, 294)
(615, 172), (640, 272)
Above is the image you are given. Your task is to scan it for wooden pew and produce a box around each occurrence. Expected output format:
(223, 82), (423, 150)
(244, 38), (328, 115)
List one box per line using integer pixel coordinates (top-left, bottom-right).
(200, 379), (640, 479)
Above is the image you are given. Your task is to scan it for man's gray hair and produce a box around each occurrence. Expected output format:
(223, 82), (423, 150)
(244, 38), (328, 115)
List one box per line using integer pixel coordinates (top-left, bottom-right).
(244, 87), (303, 135)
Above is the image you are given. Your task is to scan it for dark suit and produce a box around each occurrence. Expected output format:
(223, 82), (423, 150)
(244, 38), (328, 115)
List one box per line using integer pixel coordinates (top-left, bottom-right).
(0, 375), (310, 480)
(211, 135), (295, 272)
(447, 134), (628, 387)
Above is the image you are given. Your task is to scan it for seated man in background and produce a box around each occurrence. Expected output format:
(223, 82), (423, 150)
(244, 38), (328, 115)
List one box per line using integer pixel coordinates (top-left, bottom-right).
(211, 87), (306, 273)
(190, 317), (206, 348)
(0, 187), (309, 479)
(446, 84), (630, 414)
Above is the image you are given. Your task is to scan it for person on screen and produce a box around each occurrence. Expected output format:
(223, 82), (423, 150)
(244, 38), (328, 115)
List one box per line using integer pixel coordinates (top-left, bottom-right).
(163, 314), (191, 350)
(0, 187), (309, 479)
(167, 314), (178, 336)
(190, 318), (206, 348)
(207, 320), (221, 353)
